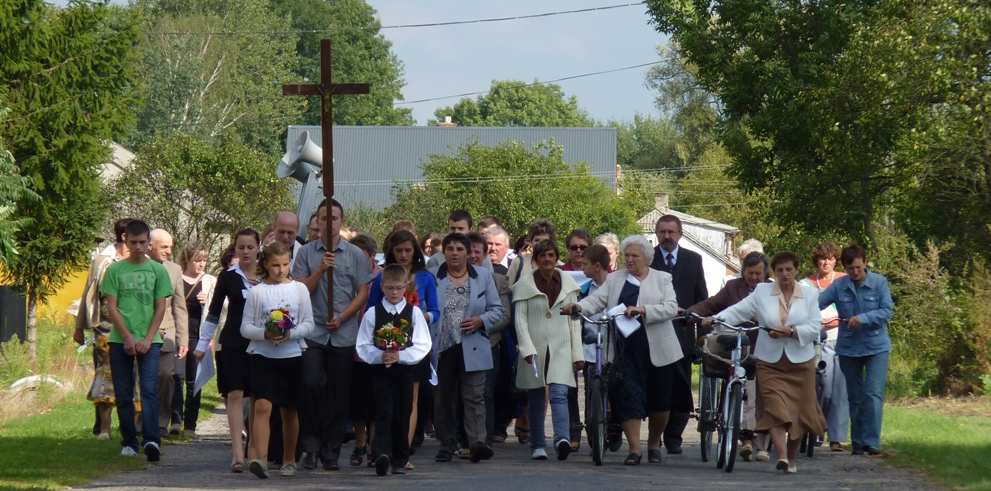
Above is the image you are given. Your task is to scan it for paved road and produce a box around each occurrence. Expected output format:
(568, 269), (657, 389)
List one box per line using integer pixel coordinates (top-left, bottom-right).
(80, 403), (937, 490)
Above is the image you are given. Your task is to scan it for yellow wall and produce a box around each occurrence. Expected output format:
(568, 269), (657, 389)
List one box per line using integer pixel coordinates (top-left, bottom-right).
(38, 270), (89, 324)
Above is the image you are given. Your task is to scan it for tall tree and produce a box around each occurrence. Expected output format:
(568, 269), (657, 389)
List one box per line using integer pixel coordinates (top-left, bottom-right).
(433, 81), (594, 127)
(0, 0), (140, 358)
(128, 0), (305, 154)
(0, 102), (38, 265)
(645, 0), (953, 245)
(272, 0), (414, 126)
(386, 142), (639, 239)
(611, 114), (681, 171)
(111, 133), (294, 253)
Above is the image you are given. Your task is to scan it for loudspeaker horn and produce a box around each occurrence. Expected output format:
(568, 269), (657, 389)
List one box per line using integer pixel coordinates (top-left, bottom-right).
(277, 130), (323, 182)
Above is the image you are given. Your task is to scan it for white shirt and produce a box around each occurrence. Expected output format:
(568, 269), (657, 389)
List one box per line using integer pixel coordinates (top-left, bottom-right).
(659, 245), (680, 268)
(240, 281), (314, 359)
(716, 282), (822, 364)
(356, 298), (432, 366)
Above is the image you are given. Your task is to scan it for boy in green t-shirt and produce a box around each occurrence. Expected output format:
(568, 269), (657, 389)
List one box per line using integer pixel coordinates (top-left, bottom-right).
(100, 219), (174, 462)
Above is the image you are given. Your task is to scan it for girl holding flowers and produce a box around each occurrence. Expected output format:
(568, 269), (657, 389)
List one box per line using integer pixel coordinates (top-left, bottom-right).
(240, 242), (314, 479)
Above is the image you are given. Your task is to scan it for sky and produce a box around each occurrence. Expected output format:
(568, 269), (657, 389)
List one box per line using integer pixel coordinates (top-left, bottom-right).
(367, 0), (668, 125)
(49, 0), (669, 126)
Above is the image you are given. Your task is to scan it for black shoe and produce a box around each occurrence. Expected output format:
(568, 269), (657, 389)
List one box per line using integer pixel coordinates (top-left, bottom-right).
(864, 446), (881, 456)
(648, 448), (663, 463)
(391, 463), (407, 475)
(852, 447), (865, 456)
(469, 442), (494, 463)
(144, 442), (161, 462)
(606, 424), (623, 452)
(555, 439), (571, 461)
(321, 455), (340, 471)
(301, 452), (317, 470)
(666, 444), (683, 455)
(624, 452), (642, 465)
(248, 459), (268, 479)
(435, 449), (452, 462)
(374, 455), (390, 476)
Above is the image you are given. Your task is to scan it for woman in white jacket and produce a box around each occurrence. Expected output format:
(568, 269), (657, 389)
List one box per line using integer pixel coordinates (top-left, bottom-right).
(561, 235), (682, 466)
(703, 252), (826, 474)
(512, 240), (584, 461)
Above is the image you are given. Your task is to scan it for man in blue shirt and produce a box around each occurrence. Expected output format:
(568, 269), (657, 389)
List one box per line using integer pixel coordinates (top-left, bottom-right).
(818, 244), (894, 456)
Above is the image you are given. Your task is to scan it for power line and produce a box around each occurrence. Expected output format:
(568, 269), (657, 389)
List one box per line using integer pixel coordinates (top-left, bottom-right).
(157, 1), (647, 36)
(397, 60), (662, 105)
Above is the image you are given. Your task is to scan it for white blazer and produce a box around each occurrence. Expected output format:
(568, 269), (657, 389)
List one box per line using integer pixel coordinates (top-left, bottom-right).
(717, 282), (821, 364)
(578, 268), (682, 367)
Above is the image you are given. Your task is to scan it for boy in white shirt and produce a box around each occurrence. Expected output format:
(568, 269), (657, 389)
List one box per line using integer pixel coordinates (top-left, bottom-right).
(356, 264), (432, 476)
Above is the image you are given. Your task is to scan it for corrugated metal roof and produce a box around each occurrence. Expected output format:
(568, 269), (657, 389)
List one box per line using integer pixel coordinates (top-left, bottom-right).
(284, 125), (617, 211)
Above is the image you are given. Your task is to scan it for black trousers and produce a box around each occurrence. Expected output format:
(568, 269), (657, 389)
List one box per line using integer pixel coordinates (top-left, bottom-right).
(371, 364), (414, 466)
(299, 343), (354, 460)
(663, 356), (694, 448)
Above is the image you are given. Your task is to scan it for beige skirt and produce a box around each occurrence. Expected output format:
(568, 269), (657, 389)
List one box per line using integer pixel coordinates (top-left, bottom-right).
(756, 357), (826, 439)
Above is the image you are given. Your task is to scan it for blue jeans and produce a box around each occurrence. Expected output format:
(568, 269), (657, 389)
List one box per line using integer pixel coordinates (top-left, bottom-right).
(527, 383), (570, 450)
(839, 351), (889, 449)
(822, 341), (850, 443)
(110, 342), (162, 450)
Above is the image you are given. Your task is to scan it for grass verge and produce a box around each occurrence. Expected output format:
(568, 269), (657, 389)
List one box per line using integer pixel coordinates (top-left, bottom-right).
(883, 398), (991, 491)
(0, 361), (221, 490)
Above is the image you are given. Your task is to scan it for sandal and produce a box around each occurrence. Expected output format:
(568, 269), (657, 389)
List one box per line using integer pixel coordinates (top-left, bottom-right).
(350, 446), (367, 467)
(230, 461), (244, 473)
(624, 452), (642, 465)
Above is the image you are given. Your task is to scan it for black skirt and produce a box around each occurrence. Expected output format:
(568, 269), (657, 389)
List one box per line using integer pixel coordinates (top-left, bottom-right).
(248, 355), (302, 408)
(216, 346), (251, 397)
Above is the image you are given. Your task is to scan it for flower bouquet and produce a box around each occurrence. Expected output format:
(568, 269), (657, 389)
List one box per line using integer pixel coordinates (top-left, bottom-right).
(265, 307), (295, 339)
(374, 318), (410, 352)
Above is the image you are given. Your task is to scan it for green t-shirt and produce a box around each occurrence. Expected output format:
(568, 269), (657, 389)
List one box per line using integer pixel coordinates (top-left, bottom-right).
(100, 259), (174, 344)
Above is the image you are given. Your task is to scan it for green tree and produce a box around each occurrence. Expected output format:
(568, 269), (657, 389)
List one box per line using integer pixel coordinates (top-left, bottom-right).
(128, 0), (305, 154)
(611, 114), (681, 171)
(0, 104), (38, 264)
(433, 81), (594, 127)
(0, 0), (140, 359)
(111, 133), (294, 252)
(272, 0), (414, 126)
(385, 142), (639, 239)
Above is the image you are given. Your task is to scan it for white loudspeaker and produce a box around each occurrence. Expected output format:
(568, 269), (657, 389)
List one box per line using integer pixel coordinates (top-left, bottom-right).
(277, 130), (323, 183)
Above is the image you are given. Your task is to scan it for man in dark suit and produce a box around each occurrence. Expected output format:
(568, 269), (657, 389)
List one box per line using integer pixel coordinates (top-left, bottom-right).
(650, 214), (708, 454)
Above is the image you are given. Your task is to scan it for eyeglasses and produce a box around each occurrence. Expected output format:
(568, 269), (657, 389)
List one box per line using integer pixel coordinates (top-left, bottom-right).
(568, 244), (588, 251)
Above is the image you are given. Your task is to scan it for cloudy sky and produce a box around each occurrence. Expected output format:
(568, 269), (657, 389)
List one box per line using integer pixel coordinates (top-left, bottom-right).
(367, 0), (667, 124)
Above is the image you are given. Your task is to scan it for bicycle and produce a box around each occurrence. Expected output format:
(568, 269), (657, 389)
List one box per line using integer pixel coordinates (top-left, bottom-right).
(682, 313), (719, 463)
(800, 333), (829, 458)
(685, 312), (765, 473)
(568, 311), (624, 466)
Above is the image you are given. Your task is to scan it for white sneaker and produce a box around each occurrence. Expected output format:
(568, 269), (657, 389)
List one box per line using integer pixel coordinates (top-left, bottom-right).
(120, 446), (138, 457)
(531, 448), (548, 460)
(96, 432), (111, 441)
(755, 450), (770, 462)
(280, 463), (297, 477)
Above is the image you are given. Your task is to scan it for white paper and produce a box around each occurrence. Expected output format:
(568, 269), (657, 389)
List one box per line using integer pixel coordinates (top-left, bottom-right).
(531, 354), (541, 379)
(193, 352), (215, 396)
(609, 304), (642, 338)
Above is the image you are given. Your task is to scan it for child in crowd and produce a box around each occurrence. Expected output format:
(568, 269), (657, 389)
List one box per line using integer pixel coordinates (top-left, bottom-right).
(101, 219), (174, 462)
(240, 242), (314, 479)
(356, 264), (432, 476)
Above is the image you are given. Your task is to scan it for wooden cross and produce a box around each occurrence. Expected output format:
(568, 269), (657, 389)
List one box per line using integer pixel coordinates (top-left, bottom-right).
(282, 39), (369, 310)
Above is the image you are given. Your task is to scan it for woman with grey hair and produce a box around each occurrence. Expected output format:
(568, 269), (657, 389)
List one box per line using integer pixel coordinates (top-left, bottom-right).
(593, 232), (620, 271)
(561, 234), (682, 465)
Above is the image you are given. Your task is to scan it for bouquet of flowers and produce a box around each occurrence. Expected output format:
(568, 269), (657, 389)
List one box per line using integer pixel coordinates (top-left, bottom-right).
(374, 318), (410, 352)
(265, 307), (295, 338)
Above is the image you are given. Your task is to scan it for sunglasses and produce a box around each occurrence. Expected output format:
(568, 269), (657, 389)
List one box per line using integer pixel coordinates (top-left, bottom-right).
(568, 244), (588, 251)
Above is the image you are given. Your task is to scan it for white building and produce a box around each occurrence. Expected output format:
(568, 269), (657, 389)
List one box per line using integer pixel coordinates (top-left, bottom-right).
(638, 194), (741, 295)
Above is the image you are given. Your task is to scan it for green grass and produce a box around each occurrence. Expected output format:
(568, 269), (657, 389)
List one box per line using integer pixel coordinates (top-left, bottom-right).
(883, 402), (991, 491)
(0, 383), (221, 490)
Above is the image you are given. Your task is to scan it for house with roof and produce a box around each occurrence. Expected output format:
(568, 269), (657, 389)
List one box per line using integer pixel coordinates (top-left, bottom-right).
(283, 124), (617, 230)
(637, 193), (741, 295)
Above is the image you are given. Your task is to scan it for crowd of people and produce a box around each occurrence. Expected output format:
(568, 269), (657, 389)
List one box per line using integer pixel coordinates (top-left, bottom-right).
(72, 201), (895, 478)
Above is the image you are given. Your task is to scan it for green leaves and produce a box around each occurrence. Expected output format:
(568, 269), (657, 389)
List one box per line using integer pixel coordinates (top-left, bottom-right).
(386, 142), (639, 240)
(433, 81), (594, 128)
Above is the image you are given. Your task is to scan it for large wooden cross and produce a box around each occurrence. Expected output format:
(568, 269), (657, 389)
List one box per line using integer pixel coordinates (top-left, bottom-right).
(282, 39), (369, 310)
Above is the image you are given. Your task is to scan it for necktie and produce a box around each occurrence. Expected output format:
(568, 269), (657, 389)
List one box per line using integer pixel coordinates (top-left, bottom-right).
(666, 253), (675, 270)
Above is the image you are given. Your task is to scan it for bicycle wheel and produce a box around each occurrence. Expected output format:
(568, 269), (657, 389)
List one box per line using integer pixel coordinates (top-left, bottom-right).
(804, 431), (816, 458)
(698, 374), (717, 463)
(716, 380), (727, 469)
(586, 375), (605, 466)
(723, 382), (742, 473)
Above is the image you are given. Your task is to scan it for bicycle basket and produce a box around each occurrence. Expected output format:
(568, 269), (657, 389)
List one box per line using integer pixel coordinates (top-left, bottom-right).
(701, 333), (751, 379)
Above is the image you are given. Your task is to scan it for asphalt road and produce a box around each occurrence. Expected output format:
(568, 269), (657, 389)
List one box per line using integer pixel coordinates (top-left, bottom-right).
(80, 403), (937, 491)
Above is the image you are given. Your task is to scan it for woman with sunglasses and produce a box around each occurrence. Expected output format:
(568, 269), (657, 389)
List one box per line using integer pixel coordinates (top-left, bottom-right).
(561, 229), (591, 272)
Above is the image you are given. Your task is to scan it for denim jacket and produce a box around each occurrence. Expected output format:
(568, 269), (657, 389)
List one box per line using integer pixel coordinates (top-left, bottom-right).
(818, 270), (894, 357)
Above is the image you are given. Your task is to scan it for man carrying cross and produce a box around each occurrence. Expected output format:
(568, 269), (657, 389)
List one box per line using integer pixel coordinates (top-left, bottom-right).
(284, 40), (373, 470)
